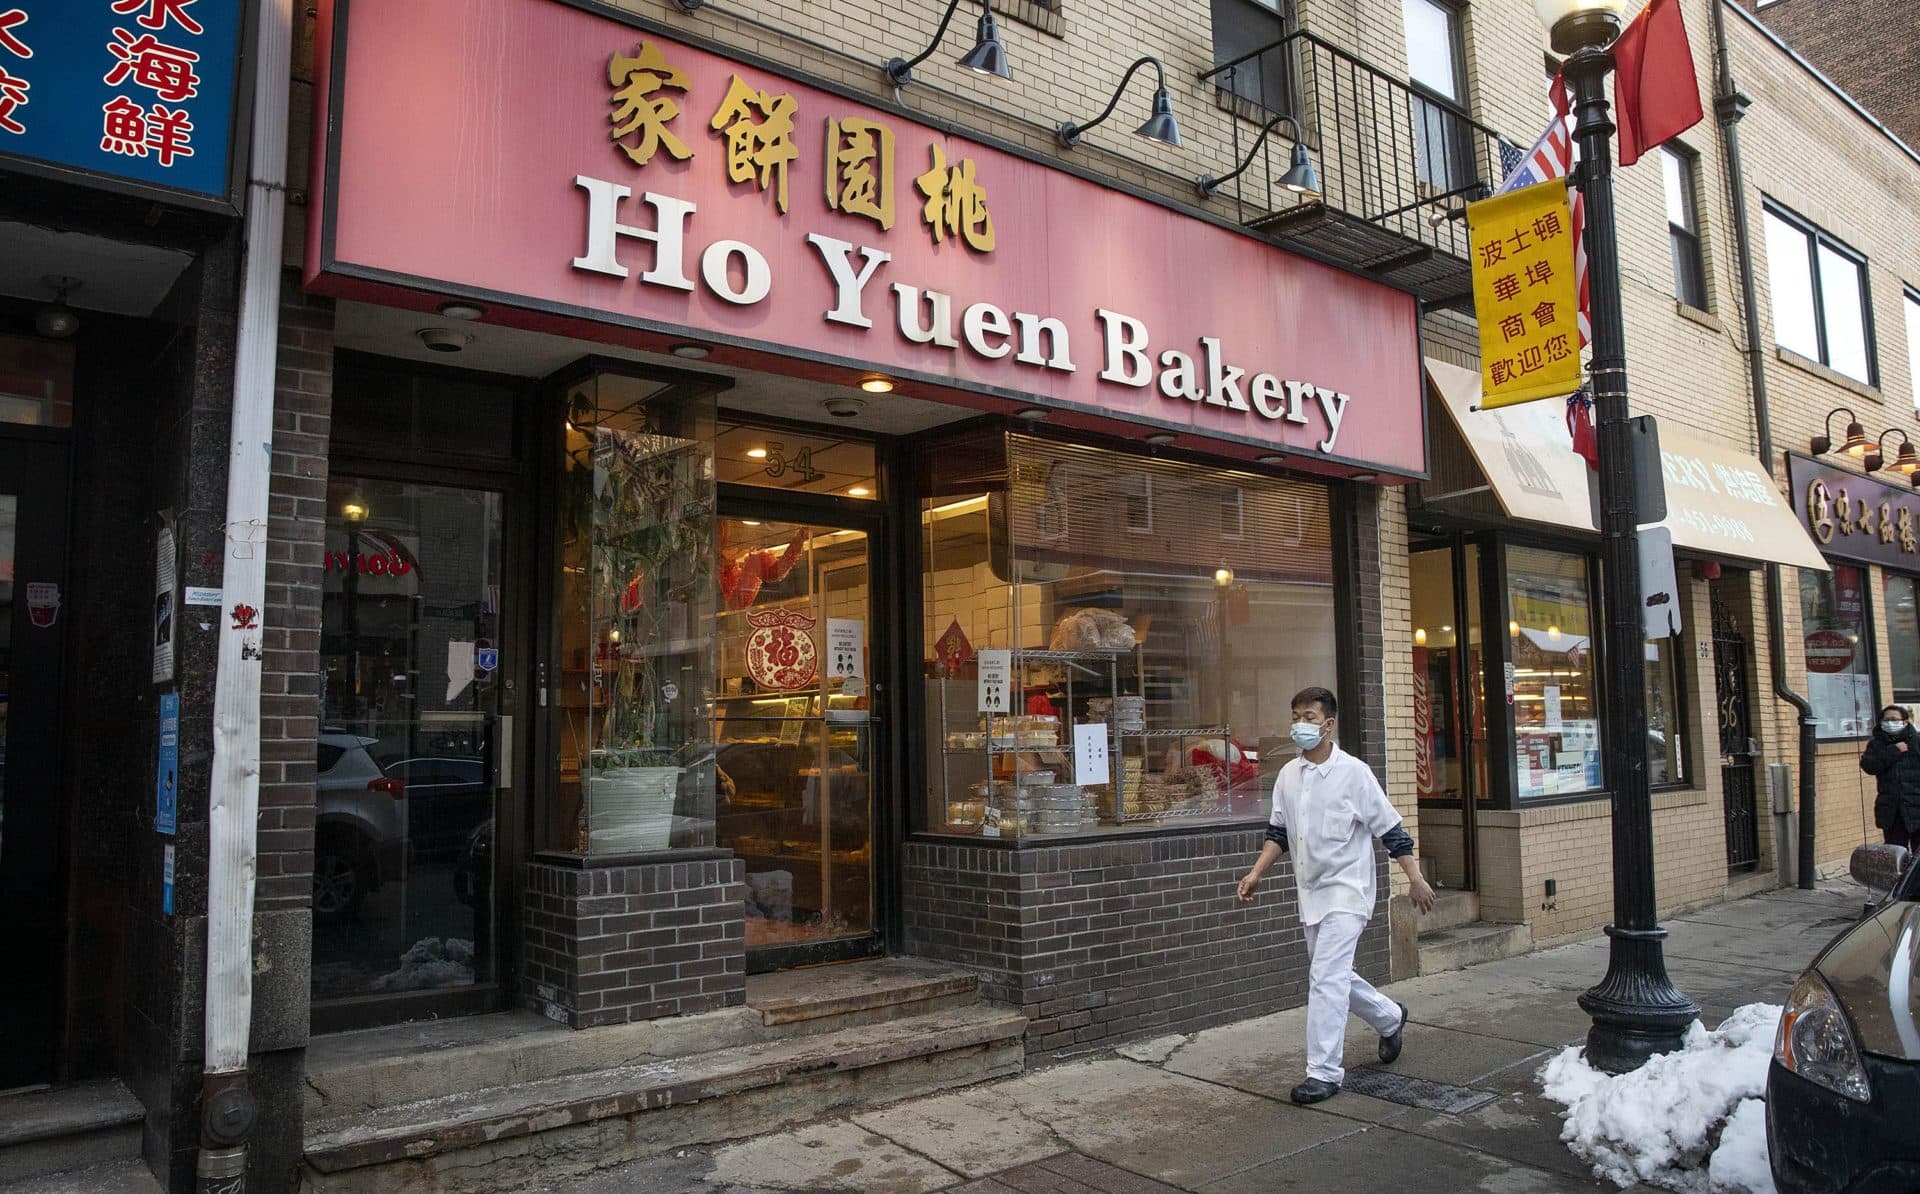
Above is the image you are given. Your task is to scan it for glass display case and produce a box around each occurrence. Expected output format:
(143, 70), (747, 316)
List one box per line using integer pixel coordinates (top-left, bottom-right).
(549, 368), (719, 856)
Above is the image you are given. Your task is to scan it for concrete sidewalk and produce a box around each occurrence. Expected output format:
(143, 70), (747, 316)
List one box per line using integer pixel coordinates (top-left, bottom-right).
(544, 882), (1866, 1194)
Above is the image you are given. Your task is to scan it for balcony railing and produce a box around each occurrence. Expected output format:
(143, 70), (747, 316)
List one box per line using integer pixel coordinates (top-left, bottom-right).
(1197, 30), (1511, 308)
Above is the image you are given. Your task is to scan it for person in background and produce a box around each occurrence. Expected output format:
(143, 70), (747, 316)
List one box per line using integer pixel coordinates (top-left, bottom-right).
(1860, 704), (1920, 852)
(1236, 686), (1436, 1105)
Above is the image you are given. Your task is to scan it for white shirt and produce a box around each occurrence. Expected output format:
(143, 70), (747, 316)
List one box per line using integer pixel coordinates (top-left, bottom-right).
(1269, 743), (1403, 926)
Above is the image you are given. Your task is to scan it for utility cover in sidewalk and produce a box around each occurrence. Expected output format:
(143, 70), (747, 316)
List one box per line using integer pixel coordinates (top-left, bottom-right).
(1342, 1067), (1500, 1114)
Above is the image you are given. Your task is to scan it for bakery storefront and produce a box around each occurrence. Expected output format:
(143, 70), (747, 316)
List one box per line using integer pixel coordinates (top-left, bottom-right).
(302, 0), (1424, 1043)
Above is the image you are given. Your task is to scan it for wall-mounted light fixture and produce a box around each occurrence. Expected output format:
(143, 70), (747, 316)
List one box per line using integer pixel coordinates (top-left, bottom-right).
(1197, 113), (1320, 201)
(884, 0), (1010, 86)
(1869, 428), (1919, 476)
(1809, 406), (1868, 457)
(1057, 56), (1182, 150)
(34, 276), (81, 339)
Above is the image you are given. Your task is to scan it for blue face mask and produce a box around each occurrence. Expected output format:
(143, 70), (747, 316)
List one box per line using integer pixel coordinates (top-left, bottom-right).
(1290, 721), (1327, 751)
(1884, 721), (1907, 736)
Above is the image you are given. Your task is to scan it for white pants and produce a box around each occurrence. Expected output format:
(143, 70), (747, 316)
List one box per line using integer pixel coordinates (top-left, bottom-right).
(1303, 910), (1402, 1083)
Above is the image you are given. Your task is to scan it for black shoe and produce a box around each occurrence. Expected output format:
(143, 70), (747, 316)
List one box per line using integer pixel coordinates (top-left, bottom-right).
(1379, 1001), (1409, 1064)
(1290, 1078), (1341, 1105)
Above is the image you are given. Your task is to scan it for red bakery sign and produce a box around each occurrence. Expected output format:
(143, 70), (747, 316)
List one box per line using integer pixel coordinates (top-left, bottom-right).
(306, 0), (1425, 477)
(1804, 629), (1855, 674)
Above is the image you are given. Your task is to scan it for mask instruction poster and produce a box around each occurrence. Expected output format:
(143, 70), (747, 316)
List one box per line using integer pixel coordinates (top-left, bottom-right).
(977, 649), (1011, 714)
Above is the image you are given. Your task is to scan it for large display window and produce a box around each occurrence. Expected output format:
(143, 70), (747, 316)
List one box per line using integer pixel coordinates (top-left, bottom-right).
(1885, 573), (1920, 706)
(916, 432), (1338, 839)
(1507, 546), (1604, 800)
(1801, 562), (1874, 738)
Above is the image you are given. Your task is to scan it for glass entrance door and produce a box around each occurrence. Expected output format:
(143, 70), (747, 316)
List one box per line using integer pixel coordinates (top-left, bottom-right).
(0, 436), (68, 1088)
(313, 477), (510, 1022)
(713, 515), (878, 969)
(1410, 541), (1483, 891)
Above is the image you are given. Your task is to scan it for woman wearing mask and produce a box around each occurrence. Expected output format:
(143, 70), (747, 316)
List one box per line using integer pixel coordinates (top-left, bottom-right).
(1859, 705), (1920, 852)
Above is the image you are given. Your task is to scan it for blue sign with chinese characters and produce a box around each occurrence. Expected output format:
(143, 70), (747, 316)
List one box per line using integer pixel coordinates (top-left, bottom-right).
(0, 0), (241, 202)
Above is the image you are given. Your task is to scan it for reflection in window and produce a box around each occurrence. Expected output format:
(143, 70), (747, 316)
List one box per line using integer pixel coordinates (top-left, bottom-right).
(1885, 573), (1920, 705)
(1764, 203), (1875, 385)
(919, 432), (1336, 839)
(1645, 636), (1688, 786)
(1800, 563), (1874, 738)
(1507, 546), (1602, 799)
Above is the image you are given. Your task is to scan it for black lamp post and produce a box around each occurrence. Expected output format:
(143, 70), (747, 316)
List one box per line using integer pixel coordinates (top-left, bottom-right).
(1534, 0), (1700, 1074)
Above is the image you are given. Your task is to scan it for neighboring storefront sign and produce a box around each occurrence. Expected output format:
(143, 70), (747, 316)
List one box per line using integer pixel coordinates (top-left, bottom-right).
(309, 0), (1426, 476)
(1788, 453), (1920, 570)
(0, 0), (244, 207)
(1466, 180), (1581, 409)
(1430, 360), (1829, 571)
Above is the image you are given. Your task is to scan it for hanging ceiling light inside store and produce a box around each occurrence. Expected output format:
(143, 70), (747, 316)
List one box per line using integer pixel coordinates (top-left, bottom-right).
(883, 0), (1011, 86)
(1057, 56), (1184, 150)
(34, 276), (81, 339)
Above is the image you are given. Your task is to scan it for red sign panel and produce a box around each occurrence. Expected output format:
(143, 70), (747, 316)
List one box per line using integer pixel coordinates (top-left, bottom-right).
(1804, 629), (1855, 674)
(308, 0), (1426, 477)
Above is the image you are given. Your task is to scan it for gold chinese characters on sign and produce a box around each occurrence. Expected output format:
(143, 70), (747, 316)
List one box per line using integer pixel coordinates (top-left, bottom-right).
(711, 75), (799, 213)
(1466, 180), (1581, 409)
(599, 42), (992, 252)
(608, 42), (692, 166)
(825, 116), (896, 230)
(914, 143), (995, 252)
(1806, 479), (1919, 554)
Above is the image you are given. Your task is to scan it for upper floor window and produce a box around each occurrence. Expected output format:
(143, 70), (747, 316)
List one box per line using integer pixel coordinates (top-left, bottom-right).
(1209, 0), (1292, 114)
(1663, 146), (1707, 309)
(1905, 287), (1920, 411)
(1763, 202), (1875, 385)
(1403, 0), (1471, 193)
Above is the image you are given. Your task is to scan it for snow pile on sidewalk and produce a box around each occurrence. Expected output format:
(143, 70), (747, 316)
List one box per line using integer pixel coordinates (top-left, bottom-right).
(1538, 1002), (1781, 1193)
(372, 936), (475, 991)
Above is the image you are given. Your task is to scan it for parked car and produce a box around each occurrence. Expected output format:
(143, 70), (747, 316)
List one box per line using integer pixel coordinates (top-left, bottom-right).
(1767, 843), (1920, 1193)
(384, 755), (489, 858)
(314, 731), (406, 924)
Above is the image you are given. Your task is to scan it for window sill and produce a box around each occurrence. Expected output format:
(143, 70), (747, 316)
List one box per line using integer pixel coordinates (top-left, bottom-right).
(1675, 301), (1723, 333)
(1776, 346), (1880, 400)
(908, 818), (1269, 847)
(998, 0), (1065, 37)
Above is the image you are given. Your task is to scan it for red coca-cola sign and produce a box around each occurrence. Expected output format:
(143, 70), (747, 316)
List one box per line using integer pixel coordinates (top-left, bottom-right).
(1412, 647), (1435, 799)
(1804, 629), (1856, 674)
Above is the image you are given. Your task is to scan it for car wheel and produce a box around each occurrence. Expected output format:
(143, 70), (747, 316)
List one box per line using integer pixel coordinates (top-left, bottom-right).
(313, 842), (370, 923)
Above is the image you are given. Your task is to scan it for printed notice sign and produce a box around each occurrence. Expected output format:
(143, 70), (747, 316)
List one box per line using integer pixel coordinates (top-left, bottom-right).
(1543, 685), (1563, 733)
(1073, 722), (1111, 786)
(162, 844), (175, 917)
(977, 649), (1012, 714)
(152, 519), (176, 683)
(155, 691), (179, 835)
(827, 618), (864, 679)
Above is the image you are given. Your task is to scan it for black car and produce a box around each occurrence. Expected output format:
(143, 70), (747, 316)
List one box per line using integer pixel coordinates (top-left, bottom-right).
(1767, 844), (1920, 1194)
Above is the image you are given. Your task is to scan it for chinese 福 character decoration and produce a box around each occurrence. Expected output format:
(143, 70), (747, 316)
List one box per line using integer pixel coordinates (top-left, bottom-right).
(825, 116), (896, 230)
(915, 143), (994, 252)
(608, 42), (692, 167)
(0, 8), (28, 136)
(710, 75), (799, 213)
(1467, 179), (1580, 408)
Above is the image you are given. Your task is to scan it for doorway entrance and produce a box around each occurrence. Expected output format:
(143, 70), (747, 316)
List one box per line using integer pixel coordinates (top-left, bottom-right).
(1409, 539), (1485, 891)
(0, 434), (69, 1088)
(714, 507), (884, 972)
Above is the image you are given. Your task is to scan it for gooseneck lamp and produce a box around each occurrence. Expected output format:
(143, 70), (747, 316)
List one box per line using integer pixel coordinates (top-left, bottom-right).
(884, 0), (1011, 86)
(1196, 113), (1321, 201)
(1058, 56), (1184, 149)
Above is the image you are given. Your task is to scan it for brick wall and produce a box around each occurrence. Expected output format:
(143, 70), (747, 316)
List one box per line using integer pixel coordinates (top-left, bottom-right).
(1737, 0), (1920, 151)
(257, 276), (335, 911)
(524, 858), (748, 1028)
(903, 829), (1389, 1054)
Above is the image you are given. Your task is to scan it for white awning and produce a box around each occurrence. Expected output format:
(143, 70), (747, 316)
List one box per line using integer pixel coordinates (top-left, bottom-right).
(1427, 358), (1829, 572)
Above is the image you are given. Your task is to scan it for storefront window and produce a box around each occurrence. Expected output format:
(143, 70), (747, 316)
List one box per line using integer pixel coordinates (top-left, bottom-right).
(1886, 574), (1920, 706)
(1645, 637), (1689, 787)
(919, 432), (1337, 839)
(549, 371), (718, 855)
(1801, 563), (1874, 738)
(1507, 546), (1603, 800)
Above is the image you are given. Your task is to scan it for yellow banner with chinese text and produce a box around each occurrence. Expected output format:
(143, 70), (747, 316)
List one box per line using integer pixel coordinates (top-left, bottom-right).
(1468, 180), (1581, 409)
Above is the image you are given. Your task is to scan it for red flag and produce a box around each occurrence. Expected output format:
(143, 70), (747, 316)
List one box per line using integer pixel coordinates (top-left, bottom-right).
(1567, 390), (1599, 472)
(1612, 0), (1704, 167)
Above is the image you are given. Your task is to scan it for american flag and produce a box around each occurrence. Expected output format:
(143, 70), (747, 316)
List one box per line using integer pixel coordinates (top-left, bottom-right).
(1496, 80), (1591, 347)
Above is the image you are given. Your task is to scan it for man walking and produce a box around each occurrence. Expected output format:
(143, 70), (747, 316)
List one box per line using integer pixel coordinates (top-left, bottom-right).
(1237, 686), (1435, 1104)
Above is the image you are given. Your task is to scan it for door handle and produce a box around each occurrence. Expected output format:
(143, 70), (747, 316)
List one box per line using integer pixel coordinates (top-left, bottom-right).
(497, 715), (513, 791)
